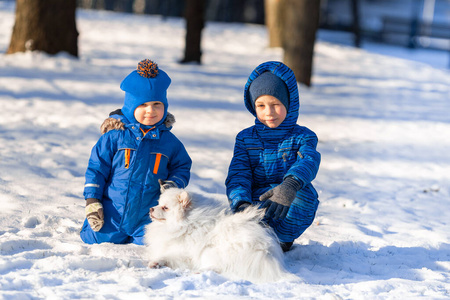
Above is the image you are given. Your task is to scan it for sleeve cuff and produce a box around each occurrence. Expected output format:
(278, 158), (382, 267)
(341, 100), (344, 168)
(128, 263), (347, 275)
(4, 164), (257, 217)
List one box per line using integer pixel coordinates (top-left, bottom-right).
(283, 176), (303, 191)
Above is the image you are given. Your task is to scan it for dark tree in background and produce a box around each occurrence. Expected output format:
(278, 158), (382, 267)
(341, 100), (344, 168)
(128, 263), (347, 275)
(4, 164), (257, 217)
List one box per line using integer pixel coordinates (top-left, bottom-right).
(280, 0), (321, 87)
(351, 0), (361, 48)
(181, 0), (206, 64)
(7, 0), (79, 57)
(264, 0), (282, 48)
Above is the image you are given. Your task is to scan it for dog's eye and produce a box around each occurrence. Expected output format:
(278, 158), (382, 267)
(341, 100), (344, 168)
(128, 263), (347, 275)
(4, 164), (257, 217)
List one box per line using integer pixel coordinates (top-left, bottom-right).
(162, 206), (168, 211)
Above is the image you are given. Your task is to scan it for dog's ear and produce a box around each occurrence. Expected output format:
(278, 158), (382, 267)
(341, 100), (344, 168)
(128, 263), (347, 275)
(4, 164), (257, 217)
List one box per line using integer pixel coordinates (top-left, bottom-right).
(177, 191), (192, 209)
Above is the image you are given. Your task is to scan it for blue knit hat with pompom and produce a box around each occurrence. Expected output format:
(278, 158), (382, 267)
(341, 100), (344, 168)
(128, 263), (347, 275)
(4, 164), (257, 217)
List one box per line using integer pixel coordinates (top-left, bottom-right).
(120, 59), (171, 125)
(249, 71), (289, 110)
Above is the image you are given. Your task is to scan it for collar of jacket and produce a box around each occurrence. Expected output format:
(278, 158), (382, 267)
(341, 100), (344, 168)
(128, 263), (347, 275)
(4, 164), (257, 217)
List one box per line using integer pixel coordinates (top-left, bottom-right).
(126, 122), (167, 140)
(101, 111), (176, 135)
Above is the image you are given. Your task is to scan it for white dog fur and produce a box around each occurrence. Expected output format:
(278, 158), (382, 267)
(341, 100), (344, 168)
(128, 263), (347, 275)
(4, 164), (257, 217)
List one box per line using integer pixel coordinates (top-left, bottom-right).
(144, 188), (296, 283)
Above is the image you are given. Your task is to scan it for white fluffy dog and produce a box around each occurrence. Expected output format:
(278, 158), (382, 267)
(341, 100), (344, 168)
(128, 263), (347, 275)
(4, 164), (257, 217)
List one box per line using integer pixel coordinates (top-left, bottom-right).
(144, 188), (296, 283)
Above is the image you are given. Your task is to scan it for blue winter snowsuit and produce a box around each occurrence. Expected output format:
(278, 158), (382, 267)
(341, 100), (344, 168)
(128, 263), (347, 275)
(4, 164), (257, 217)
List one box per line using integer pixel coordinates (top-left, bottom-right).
(225, 61), (321, 243)
(80, 113), (191, 245)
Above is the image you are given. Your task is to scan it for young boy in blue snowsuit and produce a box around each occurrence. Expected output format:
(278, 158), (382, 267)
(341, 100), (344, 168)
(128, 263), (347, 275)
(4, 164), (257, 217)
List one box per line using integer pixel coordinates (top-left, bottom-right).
(80, 59), (192, 245)
(226, 61), (320, 252)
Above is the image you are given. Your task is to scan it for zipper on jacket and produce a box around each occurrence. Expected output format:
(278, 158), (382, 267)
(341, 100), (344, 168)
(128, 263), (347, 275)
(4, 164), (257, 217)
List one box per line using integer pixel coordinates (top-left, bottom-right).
(140, 127), (154, 137)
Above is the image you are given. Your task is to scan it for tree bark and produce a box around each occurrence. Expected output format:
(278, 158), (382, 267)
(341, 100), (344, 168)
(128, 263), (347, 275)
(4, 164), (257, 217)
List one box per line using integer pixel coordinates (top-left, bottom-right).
(280, 0), (320, 87)
(264, 0), (282, 47)
(351, 0), (361, 47)
(7, 0), (78, 57)
(181, 0), (206, 64)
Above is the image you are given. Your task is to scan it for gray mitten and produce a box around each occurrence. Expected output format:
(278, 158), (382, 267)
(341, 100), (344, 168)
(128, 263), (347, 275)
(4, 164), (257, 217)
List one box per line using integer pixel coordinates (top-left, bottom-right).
(85, 198), (104, 232)
(158, 179), (177, 194)
(259, 177), (302, 220)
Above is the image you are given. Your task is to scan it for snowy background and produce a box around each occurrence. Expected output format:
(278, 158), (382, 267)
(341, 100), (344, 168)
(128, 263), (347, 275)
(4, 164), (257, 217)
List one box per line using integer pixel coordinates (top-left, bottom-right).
(1, 2), (450, 299)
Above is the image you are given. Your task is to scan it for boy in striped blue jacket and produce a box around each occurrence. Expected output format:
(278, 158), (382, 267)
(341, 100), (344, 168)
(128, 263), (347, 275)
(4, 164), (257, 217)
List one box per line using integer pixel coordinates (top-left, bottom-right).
(226, 61), (321, 252)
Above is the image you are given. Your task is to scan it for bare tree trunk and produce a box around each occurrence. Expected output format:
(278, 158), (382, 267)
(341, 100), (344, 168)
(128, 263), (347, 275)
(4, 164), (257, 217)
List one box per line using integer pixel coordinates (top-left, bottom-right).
(7, 0), (78, 57)
(351, 0), (361, 47)
(280, 0), (320, 87)
(264, 0), (282, 47)
(181, 0), (206, 64)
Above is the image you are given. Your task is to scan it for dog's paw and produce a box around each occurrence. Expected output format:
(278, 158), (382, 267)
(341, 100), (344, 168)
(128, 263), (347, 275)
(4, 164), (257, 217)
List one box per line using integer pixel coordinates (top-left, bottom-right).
(148, 261), (163, 269)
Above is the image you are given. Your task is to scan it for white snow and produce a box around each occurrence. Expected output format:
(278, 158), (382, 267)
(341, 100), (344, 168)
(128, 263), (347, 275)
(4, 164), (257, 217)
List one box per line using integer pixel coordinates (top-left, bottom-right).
(1, 3), (450, 299)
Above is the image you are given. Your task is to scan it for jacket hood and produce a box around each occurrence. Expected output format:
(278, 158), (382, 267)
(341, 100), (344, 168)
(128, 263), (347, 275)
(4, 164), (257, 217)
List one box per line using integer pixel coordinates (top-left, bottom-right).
(244, 61), (299, 142)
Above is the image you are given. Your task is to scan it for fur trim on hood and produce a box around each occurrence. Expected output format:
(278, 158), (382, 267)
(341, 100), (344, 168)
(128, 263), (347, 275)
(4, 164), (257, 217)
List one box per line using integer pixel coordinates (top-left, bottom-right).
(100, 111), (176, 134)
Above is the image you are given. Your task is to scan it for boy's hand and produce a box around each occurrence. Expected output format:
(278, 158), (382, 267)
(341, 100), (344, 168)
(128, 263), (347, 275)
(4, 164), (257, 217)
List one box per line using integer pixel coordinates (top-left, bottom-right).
(259, 177), (302, 220)
(158, 179), (177, 194)
(260, 200), (289, 220)
(235, 202), (250, 212)
(85, 198), (104, 232)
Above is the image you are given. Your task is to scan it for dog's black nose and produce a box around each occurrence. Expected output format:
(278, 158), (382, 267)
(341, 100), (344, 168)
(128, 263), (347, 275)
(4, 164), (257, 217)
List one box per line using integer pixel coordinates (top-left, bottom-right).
(150, 207), (154, 213)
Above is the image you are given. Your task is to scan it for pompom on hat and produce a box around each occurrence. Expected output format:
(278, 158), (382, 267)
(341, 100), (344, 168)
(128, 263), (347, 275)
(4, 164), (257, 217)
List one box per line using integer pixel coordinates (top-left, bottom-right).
(249, 71), (289, 110)
(120, 59), (171, 125)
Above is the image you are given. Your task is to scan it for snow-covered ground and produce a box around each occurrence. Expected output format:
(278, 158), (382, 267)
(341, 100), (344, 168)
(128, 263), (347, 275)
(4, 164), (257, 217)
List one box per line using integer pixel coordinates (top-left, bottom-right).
(1, 3), (450, 299)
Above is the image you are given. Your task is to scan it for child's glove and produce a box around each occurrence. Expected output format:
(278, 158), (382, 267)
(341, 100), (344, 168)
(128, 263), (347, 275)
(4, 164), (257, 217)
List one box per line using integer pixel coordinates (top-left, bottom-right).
(158, 179), (177, 194)
(85, 198), (104, 232)
(259, 177), (302, 220)
(234, 202), (250, 213)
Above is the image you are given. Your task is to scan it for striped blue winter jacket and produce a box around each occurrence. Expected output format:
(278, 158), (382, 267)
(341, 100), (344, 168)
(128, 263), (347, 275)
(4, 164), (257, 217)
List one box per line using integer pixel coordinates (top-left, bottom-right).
(226, 61), (320, 211)
(84, 113), (191, 236)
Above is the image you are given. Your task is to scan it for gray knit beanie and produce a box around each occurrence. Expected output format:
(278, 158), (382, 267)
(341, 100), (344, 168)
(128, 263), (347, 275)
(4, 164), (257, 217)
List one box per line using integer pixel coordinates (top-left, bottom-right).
(249, 72), (289, 110)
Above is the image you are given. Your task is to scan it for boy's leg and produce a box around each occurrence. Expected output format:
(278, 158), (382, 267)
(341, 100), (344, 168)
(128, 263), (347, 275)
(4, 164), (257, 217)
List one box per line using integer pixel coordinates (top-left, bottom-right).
(129, 221), (151, 245)
(80, 218), (131, 244)
(266, 188), (319, 245)
(80, 200), (131, 244)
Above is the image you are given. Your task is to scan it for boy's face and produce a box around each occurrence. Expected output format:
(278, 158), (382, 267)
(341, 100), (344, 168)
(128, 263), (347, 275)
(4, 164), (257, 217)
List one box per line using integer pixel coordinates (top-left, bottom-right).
(134, 101), (164, 126)
(254, 95), (287, 128)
